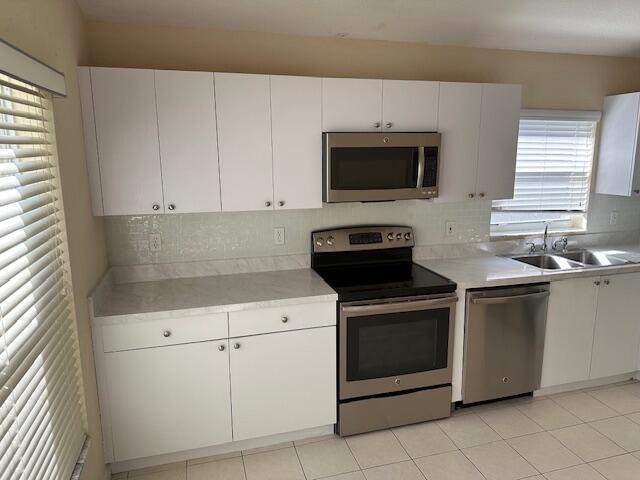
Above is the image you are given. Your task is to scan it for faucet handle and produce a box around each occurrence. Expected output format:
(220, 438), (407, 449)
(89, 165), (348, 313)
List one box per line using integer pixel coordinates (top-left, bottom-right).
(526, 242), (537, 254)
(552, 236), (569, 252)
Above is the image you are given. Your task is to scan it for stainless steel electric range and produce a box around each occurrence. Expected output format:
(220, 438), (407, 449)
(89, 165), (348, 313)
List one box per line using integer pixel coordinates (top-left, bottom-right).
(311, 226), (457, 436)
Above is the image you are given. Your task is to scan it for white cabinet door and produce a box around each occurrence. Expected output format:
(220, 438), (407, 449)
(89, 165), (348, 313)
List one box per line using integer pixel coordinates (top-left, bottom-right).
(436, 82), (482, 202)
(215, 73), (274, 212)
(591, 273), (640, 379)
(596, 93), (640, 197)
(382, 80), (439, 132)
(230, 327), (336, 441)
(541, 277), (599, 388)
(271, 75), (322, 210)
(322, 78), (383, 132)
(476, 83), (522, 201)
(90, 67), (164, 215)
(104, 341), (232, 461)
(155, 70), (221, 214)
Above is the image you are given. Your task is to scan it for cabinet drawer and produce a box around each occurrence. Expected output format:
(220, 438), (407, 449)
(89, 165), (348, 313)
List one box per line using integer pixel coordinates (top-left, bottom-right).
(102, 313), (228, 352)
(229, 302), (335, 337)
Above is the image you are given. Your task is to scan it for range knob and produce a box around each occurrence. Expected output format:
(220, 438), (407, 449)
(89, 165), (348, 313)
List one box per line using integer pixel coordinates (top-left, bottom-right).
(315, 237), (324, 247)
(326, 236), (335, 246)
(387, 232), (394, 241)
(404, 232), (412, 241)
(396, 233), (402, 240)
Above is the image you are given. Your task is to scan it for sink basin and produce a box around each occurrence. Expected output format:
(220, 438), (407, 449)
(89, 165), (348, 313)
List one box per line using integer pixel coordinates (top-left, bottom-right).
(511, 254), (584, 270)
(556, 250), (631, 266)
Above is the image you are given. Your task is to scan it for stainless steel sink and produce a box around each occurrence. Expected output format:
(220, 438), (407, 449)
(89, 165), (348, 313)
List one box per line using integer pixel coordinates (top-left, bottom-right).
(555, 250), (631, 266)
(511, 254), (584, 270)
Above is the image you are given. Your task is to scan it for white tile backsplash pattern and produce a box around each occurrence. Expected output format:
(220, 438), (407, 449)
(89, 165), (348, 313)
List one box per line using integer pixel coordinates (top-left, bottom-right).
(105, 194), (640, 267)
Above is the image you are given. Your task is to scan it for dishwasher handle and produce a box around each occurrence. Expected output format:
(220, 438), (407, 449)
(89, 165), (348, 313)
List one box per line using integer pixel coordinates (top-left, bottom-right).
(470, 291), (549, 305)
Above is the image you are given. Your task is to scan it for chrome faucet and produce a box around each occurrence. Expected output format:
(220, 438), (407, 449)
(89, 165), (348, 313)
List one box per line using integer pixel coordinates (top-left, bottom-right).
(541, 224), (548, 252)
(552, 236), (569, 252)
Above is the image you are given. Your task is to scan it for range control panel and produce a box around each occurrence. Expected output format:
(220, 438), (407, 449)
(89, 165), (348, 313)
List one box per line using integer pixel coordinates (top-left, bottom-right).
(312, 226), (414, 253)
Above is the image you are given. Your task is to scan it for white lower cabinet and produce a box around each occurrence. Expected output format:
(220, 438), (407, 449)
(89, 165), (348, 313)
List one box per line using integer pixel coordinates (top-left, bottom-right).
(590, 273), (640, 379)
(541, 277), (599, 388)
(104, 340), (232, 461)
(541, 272), (640, 389)
(229, 326), (337, 441)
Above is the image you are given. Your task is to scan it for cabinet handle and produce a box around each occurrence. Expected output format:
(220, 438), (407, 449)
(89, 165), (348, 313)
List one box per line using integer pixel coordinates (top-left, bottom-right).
(373, 122), (381, 128)
(168, 203), (176, 211)
(233, 343), (241, 349)
(385, 122), (393, 128)
(281, 316), (289, 323)
(265, 201), (272, 207)
(468, 193), (475, 199)
(152, 204), (160, 211)
(218, 344), (226, 351)
(479, 192), (485, 198)
(278, 201), (285, 207)
(594, 281), (601, 286)
(604, 279), (610, 286)
(162, 330), (171, 338)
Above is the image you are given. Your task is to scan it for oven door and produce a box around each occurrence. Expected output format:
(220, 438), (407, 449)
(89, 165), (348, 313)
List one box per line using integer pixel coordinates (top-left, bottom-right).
(339, 294), (456, 400)
(323, 132), (440, 202)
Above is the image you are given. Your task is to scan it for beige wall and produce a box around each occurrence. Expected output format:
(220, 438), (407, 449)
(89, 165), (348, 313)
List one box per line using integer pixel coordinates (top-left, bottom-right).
(86, 21), (640, 110)
(1, 1), (108, 479)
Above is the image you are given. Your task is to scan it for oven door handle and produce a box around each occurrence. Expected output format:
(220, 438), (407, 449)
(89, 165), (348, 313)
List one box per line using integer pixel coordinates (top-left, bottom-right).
(416, 146), (425, 188)
(342, 296), (458, 315)
(470, 291), (549, 305)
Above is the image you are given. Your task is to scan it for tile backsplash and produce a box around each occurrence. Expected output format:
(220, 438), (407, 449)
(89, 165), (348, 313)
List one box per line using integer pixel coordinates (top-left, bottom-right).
(105, 194), (640, 267)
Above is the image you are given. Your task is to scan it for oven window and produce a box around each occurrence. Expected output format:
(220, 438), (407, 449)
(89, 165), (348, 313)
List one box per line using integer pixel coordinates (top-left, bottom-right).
(330, 147), (419, 190)
(346, 308), (449, 381)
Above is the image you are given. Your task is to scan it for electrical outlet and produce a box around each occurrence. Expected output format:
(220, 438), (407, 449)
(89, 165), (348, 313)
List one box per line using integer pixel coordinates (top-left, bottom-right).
(274, 227), (285, 245)
(445, 221), (456, 237)
(609, 210), (619, 226)
(149, 233), (162, 252)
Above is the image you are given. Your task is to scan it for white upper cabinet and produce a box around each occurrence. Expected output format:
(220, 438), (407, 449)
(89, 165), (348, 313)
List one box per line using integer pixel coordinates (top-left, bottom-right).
(436, 82), (482, 202)
(215, 73), (274, 212)
(155, 70), (221, 214)
(90, 67), (164, 215)
(595, 92), (640, 197)
(541, 277), (599, 388)
(382, 80), (439, 131)
(476, 83), (522, 201)
(322, 78), (383, 131)
(590, 273), (640, 379)
(270, 75), (322, 210)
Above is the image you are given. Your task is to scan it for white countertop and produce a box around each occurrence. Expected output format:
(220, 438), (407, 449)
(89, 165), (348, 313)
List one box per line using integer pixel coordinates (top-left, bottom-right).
(91, 268), (337, 323)
(417, 244), (640, 290)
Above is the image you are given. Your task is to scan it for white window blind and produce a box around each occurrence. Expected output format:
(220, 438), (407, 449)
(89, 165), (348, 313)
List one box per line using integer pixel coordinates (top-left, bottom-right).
(493, 114), (597, 213)
(0, 73), (86, 479)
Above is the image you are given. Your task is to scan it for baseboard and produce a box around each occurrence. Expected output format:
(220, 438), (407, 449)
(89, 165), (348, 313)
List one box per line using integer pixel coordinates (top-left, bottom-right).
(535, 372), (636, 396)
(110, 424), (334, 474)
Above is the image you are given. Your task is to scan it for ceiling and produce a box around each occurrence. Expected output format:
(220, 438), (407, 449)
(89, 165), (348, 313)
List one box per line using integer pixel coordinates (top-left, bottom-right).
(77, 0), (640, 57)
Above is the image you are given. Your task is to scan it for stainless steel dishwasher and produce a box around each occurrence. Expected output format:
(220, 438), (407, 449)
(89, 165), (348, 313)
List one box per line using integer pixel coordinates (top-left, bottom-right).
(463, 284), (549, 404)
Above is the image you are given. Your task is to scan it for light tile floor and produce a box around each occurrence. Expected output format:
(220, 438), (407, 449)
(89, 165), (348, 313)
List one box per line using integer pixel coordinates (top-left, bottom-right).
(113, 380), (640, 480)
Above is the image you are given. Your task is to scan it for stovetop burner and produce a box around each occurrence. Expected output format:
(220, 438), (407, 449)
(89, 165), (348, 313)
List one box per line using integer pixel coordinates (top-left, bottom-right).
(311, 225), (456, 301)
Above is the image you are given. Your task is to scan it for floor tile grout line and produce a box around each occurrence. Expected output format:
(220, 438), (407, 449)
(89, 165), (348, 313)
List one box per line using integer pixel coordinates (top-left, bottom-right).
(291, 443), (309, 480)
(342, 436), (363, 471)
(588, 415), (640, 453)
(549, 420), (633, 462)
(512, 399), (584, 433)
(547, 392), (619, 423)
(387, 428), (428, 480)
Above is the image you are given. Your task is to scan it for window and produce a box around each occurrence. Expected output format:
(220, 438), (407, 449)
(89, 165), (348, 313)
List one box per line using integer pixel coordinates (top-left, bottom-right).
(0, 74), (86, 478)
(491, 110), (600, 236)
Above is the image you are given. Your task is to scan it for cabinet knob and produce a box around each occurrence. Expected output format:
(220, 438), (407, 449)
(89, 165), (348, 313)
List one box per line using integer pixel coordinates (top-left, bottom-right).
(152, 204), (160, 211)
(218, 344), (226, 351)
(373, 122), (381, 128)
(278, 201), (285, 207)
(162, 330), (171, 338)
(265, 201), (272, 207)
(468, 193), (475, 199)
(604, 279), (610, 286)
(233, 343), (241, 349)
(479, 192), (485, 198)
(168, 203), (176, 211)
(594, 281), (601, 286)
(281, 316), (289, 323)
(385, 122), (393, 128)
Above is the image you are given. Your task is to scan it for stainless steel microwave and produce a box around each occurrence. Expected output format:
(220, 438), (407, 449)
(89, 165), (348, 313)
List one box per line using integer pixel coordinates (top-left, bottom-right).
(323, 132), (441, 203)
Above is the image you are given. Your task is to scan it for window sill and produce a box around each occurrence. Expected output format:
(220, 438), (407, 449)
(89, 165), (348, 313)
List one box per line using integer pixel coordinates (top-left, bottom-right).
(490, 227), (587, 241)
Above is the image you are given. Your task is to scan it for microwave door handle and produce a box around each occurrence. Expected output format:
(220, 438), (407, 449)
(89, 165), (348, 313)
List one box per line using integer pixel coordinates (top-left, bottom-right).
(416, 147), (425, 188)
